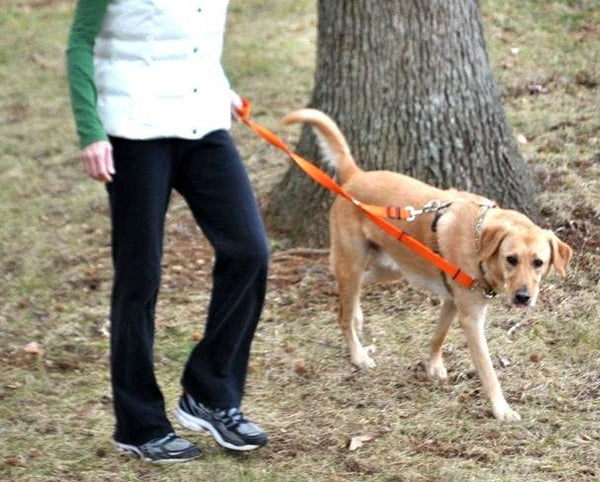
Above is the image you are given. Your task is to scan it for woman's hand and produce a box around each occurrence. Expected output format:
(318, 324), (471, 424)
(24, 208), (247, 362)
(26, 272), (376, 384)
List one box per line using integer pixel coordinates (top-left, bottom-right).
(230, 90), (244, 122)
(81, 140), (115, 182)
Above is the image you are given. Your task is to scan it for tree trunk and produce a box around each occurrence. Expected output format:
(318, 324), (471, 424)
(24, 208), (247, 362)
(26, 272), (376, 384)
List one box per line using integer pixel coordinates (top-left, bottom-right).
(266, 0), (537, 247)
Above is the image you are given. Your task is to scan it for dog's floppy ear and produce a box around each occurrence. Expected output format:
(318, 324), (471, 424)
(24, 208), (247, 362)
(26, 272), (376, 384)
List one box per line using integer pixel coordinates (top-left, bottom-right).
(547, 231), (573, 277)
(478, 223), (507, 261)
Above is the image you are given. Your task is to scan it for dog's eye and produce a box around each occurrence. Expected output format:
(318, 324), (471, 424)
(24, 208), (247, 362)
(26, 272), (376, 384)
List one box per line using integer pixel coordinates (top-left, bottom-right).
(506, 256), (518, 266)
(533, 259), (544, 269)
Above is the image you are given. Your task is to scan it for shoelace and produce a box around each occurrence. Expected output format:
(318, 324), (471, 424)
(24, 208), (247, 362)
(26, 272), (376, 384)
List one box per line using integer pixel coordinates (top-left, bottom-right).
(140, 432), (178, 454)
(215, 408), (246, 429)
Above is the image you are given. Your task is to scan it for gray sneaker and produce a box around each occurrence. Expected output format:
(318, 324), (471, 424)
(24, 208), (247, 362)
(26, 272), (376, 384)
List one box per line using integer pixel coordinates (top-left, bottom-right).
(115, 432), (201, 463)
(176, 393), (268, 451)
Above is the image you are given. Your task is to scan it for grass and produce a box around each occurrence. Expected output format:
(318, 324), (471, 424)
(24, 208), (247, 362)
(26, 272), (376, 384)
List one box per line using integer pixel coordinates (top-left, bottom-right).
(1, 0), (599, 480)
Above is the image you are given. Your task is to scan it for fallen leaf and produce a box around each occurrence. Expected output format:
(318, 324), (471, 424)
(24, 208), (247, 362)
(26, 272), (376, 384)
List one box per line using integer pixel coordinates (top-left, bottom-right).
(294, 361), (309, 377)
(4, 456), (25, 467)
(528, 84), (548, 94)
(348, 434), (375, 451)
(496, 353), (511, 368)
(23, 342), (45, 358)
(100, 319), (110, 338)
(28, 448), (41, 459)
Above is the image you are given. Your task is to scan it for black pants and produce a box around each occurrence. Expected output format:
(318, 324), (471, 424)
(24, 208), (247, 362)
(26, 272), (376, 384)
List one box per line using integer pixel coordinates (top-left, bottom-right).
(106, 130), (269, 445)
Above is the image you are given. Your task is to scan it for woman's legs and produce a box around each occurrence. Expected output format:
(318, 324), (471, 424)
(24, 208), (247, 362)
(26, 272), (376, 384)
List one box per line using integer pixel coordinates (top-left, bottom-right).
(106, 130), (268, 446)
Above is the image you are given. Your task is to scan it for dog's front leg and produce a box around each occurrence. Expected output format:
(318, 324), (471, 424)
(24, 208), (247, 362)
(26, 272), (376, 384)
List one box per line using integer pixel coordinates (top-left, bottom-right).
(458, 307), (521, 421)
(426, 298), (457, 380)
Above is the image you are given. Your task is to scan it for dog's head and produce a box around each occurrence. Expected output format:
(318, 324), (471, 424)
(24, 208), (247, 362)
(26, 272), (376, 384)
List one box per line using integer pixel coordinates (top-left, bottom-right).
(479, 210), (573, 307)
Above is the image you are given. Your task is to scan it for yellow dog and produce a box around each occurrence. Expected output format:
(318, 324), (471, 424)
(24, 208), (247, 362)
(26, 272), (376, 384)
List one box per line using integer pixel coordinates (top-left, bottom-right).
(283, 108), (572, 421)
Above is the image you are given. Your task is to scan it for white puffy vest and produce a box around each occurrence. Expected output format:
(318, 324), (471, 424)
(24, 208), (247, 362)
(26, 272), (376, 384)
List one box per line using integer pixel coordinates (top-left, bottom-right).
(94, 0), (232, 140)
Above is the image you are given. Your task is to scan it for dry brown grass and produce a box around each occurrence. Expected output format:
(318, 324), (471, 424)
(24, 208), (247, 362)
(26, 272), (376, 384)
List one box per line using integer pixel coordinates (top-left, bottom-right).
(1, 0), (598, 480)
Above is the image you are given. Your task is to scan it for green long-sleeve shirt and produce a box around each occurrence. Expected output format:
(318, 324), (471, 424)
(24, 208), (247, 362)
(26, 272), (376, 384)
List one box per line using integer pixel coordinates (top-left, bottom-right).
(66, 0), (109, 148)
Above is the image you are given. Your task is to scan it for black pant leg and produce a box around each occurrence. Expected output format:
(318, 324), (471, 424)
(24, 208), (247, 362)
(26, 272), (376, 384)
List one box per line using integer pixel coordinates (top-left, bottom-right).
(174, 130), (269, 408)
(107, 137), (175, 445)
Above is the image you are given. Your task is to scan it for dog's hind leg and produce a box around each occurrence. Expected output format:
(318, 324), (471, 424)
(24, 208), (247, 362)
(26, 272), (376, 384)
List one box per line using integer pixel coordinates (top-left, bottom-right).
(337, 276), (376, 368)
(332, 250), (376, 369)
(426, 298), (456, 380)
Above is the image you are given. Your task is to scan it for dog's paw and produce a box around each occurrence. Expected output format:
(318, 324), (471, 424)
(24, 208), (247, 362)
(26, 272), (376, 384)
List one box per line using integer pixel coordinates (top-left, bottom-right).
(425, 359), (448, 380)
(351, 346), (376, 369)
(356, 358), (376, 369)
(492, 404), (521, 422)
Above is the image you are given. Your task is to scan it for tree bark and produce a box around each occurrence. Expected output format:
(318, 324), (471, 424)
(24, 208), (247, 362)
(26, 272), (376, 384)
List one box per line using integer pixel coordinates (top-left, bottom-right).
(266, 0), (537, 247)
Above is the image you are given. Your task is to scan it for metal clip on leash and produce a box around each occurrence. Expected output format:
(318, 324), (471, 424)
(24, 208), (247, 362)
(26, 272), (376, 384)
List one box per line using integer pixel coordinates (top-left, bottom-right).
(405, 201), (452, 222)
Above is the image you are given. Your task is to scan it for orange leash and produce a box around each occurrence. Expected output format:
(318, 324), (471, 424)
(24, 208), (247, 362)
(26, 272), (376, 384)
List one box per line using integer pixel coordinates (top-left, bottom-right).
(236, 99), (475, 290)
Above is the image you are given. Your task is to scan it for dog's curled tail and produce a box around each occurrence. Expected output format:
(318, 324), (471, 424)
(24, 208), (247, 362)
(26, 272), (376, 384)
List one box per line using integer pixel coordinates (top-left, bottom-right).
(281, 109), (360, 184)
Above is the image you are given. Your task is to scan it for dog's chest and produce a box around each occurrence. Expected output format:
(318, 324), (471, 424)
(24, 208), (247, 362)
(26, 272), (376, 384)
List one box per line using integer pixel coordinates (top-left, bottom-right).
(401, 265), (450, 297)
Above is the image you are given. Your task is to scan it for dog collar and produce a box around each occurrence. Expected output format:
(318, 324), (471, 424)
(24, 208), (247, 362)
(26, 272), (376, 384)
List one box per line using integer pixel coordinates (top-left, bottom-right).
(473, 202), (497, 252)
(475, 262), (497, 299)
(473, 202), (498, 298)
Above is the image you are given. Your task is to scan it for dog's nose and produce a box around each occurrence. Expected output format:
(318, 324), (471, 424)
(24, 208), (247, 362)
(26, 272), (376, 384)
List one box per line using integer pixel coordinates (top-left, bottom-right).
(514, 289), (531, 306)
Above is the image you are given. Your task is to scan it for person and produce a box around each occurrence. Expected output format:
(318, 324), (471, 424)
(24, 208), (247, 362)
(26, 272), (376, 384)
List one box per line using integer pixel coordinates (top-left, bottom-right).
(66, 0), (270, 463)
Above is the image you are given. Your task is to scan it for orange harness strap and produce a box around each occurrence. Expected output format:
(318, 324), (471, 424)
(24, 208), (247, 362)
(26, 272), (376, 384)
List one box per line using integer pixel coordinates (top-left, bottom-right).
(236, 99), (475, 290)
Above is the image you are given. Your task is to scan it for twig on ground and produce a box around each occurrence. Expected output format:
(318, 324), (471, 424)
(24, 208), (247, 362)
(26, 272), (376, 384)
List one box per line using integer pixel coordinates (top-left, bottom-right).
(271, 248), (330, 260)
